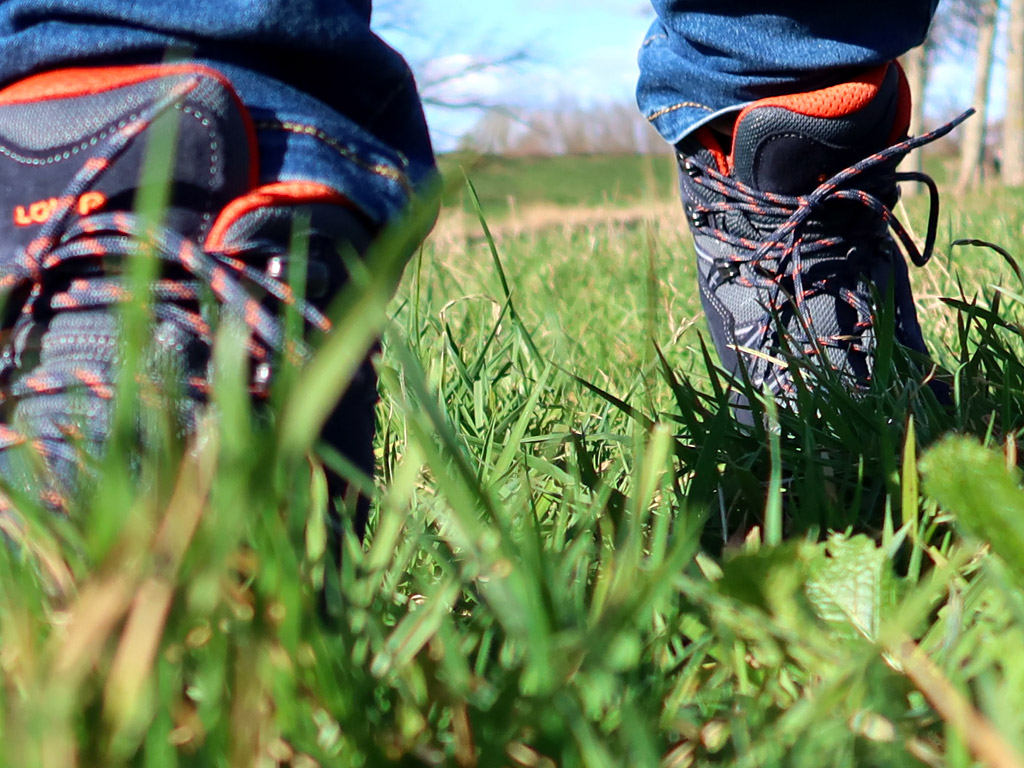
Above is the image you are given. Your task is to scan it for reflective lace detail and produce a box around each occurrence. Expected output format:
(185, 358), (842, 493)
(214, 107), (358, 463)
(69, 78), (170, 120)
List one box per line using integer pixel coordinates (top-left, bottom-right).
(684, 110), (972, 393)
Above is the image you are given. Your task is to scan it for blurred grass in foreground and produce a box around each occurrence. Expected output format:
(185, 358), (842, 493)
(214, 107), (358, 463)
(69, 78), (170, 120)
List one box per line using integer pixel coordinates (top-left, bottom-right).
(2, 162), (1024, 767)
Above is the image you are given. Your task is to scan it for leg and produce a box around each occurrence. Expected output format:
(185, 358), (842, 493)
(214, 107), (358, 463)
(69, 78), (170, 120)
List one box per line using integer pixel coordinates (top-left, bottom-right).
(638, 1), (939, 143)
(637, 2), (954, 421)
(0, 3), (432, 534)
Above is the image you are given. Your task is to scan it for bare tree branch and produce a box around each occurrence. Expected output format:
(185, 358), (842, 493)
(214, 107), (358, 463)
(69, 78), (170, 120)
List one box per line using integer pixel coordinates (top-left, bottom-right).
(375, 0), (534, 117)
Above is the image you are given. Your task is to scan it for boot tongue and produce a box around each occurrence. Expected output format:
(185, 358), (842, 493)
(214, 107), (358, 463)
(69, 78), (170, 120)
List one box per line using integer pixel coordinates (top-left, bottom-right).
(0, 65), (257, 251)
(729, 64), (904, 196)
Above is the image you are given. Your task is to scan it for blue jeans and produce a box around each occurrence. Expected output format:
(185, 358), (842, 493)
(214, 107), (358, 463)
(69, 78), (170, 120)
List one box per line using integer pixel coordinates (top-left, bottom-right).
(637, 1), (940, 145)
(0, 0), (434, 226)
(0, 3), (941, 217)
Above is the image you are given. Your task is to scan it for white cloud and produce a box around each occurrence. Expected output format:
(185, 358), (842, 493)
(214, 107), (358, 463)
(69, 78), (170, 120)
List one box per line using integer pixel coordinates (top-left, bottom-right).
(418, 53), (508, 106)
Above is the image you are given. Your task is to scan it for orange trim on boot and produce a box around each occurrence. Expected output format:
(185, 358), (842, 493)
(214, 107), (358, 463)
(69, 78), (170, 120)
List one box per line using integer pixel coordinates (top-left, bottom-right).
(204, 181), (352, 251)
(0, 63), (235, 104)
(729, 63), (902, 170)
(0, 63), (260, 188)
(736, 63), (890, 123)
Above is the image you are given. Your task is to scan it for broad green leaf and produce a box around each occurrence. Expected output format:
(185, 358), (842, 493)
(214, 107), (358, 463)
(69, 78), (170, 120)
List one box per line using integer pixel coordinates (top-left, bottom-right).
(922, 436), (1024, 582)
(806, 534), (895, 642)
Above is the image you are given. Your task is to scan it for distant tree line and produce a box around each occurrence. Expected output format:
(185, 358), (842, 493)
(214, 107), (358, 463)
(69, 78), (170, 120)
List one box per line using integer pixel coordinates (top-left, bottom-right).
(453, 0), (1024, 189)
(457, 101), (666, 156)
(903, 0), (1024, 189)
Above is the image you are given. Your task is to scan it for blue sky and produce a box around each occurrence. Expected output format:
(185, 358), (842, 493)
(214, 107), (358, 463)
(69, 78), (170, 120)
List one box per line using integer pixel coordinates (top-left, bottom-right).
(376, 1), (984, 153)
(376, 0), (655, 150)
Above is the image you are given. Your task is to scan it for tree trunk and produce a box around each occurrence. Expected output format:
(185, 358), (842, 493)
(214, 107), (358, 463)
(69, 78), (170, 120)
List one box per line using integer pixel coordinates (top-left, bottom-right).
(900, 44), (928, 194)
(956, 0), (998, 193)
(1003, 0), (1024, 185)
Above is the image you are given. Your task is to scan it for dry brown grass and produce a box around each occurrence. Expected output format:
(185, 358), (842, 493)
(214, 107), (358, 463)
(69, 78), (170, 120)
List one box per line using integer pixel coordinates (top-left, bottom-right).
(430, 200), (685, 247)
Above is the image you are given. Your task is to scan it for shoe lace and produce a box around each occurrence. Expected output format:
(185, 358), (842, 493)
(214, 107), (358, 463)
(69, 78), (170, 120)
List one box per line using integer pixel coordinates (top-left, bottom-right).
(684, 109), (972, 381)
(0, 76), (332, 496)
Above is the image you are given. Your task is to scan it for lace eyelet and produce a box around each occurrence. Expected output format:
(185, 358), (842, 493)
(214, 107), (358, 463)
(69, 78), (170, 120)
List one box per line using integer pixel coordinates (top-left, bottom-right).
(252, 361), (272, 396)
(265, 256), (331, 299)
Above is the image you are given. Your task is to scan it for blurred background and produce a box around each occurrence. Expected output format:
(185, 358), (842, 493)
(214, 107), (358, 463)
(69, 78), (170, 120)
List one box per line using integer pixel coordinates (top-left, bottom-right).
(376, 0), (1015, 193)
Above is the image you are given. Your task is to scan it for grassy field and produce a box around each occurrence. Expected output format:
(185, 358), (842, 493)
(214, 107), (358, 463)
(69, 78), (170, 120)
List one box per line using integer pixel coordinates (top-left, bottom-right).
(437, 152), (679, 213)
(5, 153), (1024, 767)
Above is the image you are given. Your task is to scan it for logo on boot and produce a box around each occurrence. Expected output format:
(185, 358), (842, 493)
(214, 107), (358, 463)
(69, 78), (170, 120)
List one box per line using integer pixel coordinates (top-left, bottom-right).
(14, 192), (107, 226)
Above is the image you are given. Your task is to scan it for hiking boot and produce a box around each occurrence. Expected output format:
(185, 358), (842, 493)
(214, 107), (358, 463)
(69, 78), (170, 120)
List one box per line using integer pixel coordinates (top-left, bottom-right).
(678, 62), (962, 422)
(0, 64), (377, 526)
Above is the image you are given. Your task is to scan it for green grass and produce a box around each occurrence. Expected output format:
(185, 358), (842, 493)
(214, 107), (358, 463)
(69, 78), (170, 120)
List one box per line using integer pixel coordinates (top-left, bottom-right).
(438, 152), (679, 213)
(434, 151), (956, 217)
(3, 158), (1024, 767)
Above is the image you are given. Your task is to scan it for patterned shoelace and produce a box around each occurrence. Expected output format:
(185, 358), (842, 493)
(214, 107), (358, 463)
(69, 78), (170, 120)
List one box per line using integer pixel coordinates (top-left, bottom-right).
(0, 76), (331, 494)
(684, 109), (973, 389)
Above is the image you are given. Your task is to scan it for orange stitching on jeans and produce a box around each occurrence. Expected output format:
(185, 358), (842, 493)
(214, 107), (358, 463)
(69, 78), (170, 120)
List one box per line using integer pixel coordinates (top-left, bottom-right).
(256, 120), (413, 195)
(646, 102), (713, 121)
(642, 33), (667, 47)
